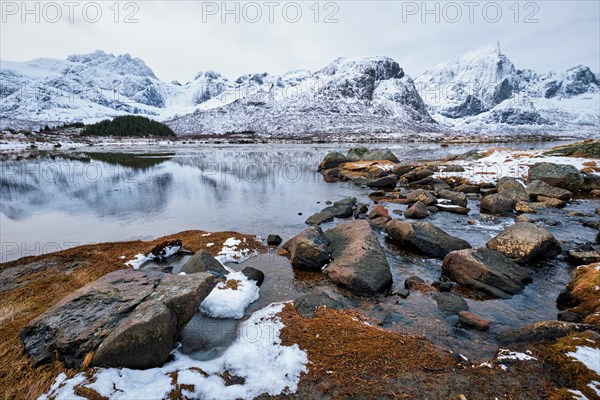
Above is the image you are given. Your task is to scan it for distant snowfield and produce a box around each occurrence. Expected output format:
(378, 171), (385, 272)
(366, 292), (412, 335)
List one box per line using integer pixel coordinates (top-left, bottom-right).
(40, 303), (308, 400)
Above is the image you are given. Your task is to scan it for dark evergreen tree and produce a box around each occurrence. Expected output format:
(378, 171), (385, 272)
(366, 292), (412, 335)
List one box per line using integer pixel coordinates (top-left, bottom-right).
(81, 116), (176, 137)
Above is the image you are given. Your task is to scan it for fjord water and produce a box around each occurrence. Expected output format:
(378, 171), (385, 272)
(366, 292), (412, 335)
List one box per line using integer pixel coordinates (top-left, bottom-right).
(2, 140), (597, 359)
(0, 141), (571, 262)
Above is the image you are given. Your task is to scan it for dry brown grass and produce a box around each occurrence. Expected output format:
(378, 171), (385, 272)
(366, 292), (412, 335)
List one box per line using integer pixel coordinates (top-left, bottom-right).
(565, 263), (600, 326)
(0, 230), (264, 400)
(278, 303), (454, 399)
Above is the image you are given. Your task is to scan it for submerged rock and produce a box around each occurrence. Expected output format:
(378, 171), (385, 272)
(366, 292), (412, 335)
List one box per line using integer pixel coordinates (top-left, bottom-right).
(527, 162), (583, 192)
(267, 234), (283, 246)
(434, 292), (469, 313)
(385, 220), (471, 258)
(458, 311), (490, 331)
(293, 292), (344, 318)
(486, 222), (562, 263)
(324, 220), (392, 296)
(281, 226), (330, 272)
(442, 247), (532, 299)
(20, 270), (216, 369)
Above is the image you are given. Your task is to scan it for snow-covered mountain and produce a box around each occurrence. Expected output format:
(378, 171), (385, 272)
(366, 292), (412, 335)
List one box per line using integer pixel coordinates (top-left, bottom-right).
(1, 46), (598, 136)
(414, 43), (600, 134)
(0, 52), (439, 135)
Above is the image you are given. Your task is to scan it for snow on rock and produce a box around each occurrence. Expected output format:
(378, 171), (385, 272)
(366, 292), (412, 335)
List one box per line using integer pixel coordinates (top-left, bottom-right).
(124, 241), (182, 269)
(496, 349), (537, 361)
(40, 303), (308, 400)
(567, 346), (600, 375)
(200, 271), (260, 319)
(217, 237), (259, 264)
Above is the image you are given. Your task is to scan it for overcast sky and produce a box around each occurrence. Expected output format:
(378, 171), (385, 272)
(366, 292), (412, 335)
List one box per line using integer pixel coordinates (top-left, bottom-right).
(1, 1), (598, 82)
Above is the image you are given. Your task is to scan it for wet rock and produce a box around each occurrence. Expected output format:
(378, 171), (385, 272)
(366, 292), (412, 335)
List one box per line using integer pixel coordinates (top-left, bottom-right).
(293, 292), (344, 318)
(369, 205), (390, 219)
(403, 168), (434, 182)
(458, 311), (490, 331)
(393, 163), (416, 176)
(435, 204), (470, 215)
(404, 201), (430, 219)
(435, 292), (469, 313)
(404, 276), (426, 290)
(393, 289), (411, 299)
(305, 211), (334, 226)
(181, 251), (229, 276)
(557, 311), (583, 323)
(480, 187), (497, 196)
(568, 250), (600, 265)
(496, 177), (525, 193)
(241, 267), (265, 286)
(526, 180), (572, 201)
(367, 174), (398, 189)
(282, 226), (330, 272)
(480, 188), (529, 214)
(437, 189), (467, 207)
(334, 197), (357, 207)
(497, 320), (598, 344)
(354, 203), (369, 218)
(432, 281), (454, 292)
(442, 247), (532, 299)
(527, 162), (583, 192)
(432, 180), (452, 192)
(267, 234), (283, 246)
(318, 151), (348, 171)
(381, 313), (411, 328)
(443, 165), (465, 173)
(385, 220), (471, 259)
(346, 146), (370, 160)
(322, 168), (340, 182)
(324, 220), (393, 296)
(325, 204), (355, 218)
(20, 270), (215, 369)
(537, 196), (567, 208)
(406, 189), (436, 206)
(486, 222), (562, 263)
(582, 173), (600, 192)
(454, 184), (480, 194)
(369, 216), (392, 229)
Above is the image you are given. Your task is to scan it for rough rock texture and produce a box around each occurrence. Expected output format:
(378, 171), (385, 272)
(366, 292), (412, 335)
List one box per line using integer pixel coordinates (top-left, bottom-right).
(293, 292), (344, 318)
(527, 162), (584, 192)
(385, 220), (471, 258)
(20, 270), (216, 369)
(442, 247), (532, 299)
(480, 180), (529, 214)
(367, 174), (398, 189)
(267, 234), (283, 246)
(281, 226), (330, 271)
(526, 180), (572, 201)
(406, 189), (436, 206)
(318, 152), (348, 171)
(241, 267), (265, 286)
(181, 250), (228, 276)
(486, 222), (562, 263)
(437, 189), (468, 207)
(369, 205), (390, 219)
(404, 201), (430, 219)
(497, 320), (599, 344)
(323, 220), (392, 296)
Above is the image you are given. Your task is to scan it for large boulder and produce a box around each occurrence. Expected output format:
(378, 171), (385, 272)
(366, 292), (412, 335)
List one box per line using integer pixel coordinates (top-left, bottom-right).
(526, 180), (572, 201)
(323, 220), (392, 296)
(486, 222), (562, 263)
(281, 226), (330, 271)
(181, 250), (228, 276)
(360, 149), (400, 163)
(20, 270), (216, 369)
(437, 189), (468, 208)
(318, 151), (348, 171)
(406, 189), (436, 206)
(385, 220), (471, 259)
(442, 247), (532, 299)
(404, 201), (430, 219)
(480, 189), (529, 214)
(527, 162), (583, 192)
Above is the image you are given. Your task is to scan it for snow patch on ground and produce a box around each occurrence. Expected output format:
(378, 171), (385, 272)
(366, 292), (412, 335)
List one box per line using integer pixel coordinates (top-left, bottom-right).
(124, 243), (182, 269)
(567, 346), (600, 375)
(200, 271), (260, 319)
(217, 237), (260, 264)
(496, 349), (537, 361)
(434, 148), (597, 184)
(40, 303), (308, 400)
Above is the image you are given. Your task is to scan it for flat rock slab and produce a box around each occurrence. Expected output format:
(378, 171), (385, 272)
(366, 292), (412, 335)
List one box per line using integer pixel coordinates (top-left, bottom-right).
(487, 222), (562, 263)
(442, 247), (532, 299)
(324, 220), (392, 296)
(385, 220), (471, 259)
(20, 269), (215, 369)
